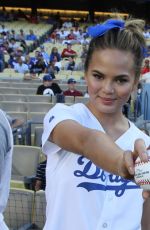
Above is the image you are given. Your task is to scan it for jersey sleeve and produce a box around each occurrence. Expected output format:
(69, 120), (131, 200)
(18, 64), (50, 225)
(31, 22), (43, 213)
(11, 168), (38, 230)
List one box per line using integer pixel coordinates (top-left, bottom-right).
(42, 103), (80, 156)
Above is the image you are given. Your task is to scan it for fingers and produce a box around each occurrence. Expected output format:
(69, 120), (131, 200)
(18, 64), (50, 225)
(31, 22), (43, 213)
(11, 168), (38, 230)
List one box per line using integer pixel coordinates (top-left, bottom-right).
(142, 190), (150, 200)
(123, 150), (135, 176)
(134, 139), (149, 162)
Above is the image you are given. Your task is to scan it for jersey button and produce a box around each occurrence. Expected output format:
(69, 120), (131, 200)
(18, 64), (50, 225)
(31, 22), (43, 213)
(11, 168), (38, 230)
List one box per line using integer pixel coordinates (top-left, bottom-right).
(102, 223), (108, 228)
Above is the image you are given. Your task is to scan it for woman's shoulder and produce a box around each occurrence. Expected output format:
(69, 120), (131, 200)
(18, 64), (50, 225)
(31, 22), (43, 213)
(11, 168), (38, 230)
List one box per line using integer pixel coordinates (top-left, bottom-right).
(50, 102), (85, 113)
(44, 103), (87, 122)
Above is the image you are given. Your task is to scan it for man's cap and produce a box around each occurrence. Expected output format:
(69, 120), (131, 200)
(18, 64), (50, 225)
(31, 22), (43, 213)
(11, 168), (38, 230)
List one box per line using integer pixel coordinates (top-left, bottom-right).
(66, 42), (71, 45)
(67, 78), (76, 84)
(43, 74), (53, 81)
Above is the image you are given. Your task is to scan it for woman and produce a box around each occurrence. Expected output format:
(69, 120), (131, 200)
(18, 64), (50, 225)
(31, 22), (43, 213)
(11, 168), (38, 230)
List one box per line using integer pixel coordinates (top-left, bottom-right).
(42, 18), (150, 230)
(49, 47), (61, 63)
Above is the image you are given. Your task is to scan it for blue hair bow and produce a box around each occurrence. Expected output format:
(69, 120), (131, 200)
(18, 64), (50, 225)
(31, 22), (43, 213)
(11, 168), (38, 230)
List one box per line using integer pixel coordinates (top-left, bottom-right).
(88, 19), (125, 38)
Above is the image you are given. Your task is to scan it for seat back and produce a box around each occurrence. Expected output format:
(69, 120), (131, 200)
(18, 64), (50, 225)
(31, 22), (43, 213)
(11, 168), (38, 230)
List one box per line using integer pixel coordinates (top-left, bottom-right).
(12, 145), (41, 180)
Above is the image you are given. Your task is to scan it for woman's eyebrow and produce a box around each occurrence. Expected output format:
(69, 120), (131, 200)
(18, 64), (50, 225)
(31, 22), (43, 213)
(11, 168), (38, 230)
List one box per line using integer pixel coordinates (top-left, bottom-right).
(115, 74), (129, 78)
(92, 70), (104, 75)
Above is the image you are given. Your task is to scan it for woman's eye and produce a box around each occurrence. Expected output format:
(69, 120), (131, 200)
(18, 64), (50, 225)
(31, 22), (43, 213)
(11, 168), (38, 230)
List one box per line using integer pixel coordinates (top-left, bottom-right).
(93, 74), (103, 80)
(116, 78), (128, 84)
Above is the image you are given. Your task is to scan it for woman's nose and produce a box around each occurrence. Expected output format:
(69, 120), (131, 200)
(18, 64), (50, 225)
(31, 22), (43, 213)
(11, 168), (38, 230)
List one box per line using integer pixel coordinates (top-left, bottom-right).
(102, 81), (114, 93)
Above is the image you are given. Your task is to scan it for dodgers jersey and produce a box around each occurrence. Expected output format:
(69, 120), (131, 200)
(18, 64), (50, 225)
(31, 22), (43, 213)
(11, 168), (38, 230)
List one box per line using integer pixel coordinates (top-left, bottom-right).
(42, 103), (150, 230)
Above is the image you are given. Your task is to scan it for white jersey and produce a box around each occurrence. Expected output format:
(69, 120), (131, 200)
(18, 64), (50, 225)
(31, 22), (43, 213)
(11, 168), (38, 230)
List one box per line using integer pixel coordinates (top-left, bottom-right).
(0, 110), (13, 228)
(42, 103), (150, 230)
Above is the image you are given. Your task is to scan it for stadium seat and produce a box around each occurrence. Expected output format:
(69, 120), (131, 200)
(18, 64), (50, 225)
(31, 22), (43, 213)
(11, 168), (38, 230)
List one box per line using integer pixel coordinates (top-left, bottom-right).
(0, 101), (27, 112)
(65, 95), (75, 103)
(74, 96), (89, 104)
(0, 87), (19, 94)
(12, 145), (41, 180)
(3, 94), (27, 102)
(19, 88), (37, 95)
(27, 102), (54, 113)
(26, 95), (51, 103)
(34, 126), (43, 147)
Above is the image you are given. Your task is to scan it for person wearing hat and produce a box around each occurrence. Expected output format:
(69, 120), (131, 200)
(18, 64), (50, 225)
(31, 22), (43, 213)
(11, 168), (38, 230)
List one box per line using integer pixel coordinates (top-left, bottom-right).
(36, 74), (62, 95)
(63, 78), (83, 97)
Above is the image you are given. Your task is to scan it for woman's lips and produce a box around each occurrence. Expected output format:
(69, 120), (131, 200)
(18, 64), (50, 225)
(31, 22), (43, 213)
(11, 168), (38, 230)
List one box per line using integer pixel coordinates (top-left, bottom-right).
(99, 96), (116, 105)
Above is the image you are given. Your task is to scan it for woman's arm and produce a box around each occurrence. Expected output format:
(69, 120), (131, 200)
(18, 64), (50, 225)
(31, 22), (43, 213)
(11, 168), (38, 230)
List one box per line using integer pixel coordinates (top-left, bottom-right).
(50, 120), (148, 179)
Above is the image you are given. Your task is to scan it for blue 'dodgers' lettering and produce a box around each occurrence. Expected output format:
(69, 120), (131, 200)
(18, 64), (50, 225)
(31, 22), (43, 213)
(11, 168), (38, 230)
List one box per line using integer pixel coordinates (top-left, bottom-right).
(74, 156), (139, 197)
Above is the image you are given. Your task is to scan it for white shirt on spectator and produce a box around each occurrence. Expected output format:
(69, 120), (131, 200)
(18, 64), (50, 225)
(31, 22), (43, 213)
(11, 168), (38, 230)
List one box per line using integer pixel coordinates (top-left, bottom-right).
(14, 63), (29, 74)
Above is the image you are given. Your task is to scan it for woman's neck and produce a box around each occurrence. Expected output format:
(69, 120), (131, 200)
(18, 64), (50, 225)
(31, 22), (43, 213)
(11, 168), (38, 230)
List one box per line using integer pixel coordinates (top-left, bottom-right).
(86, 102), (129, 141)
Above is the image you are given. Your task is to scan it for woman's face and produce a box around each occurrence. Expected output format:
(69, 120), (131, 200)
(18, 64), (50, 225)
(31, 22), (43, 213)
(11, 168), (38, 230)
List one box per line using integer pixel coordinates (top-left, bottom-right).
(85, 49), (137, 115)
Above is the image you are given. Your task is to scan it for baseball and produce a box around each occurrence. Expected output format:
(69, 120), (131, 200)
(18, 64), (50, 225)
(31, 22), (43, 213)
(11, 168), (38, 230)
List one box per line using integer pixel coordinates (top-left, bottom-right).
(134, 153), (150, 190)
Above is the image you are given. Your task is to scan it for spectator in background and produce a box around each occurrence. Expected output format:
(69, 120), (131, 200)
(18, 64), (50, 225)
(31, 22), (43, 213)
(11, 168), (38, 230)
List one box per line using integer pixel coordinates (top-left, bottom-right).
(49, 47), (61, 63)
(0, 24), (9, 35)
(30, 54), (46, 75)
(143, 29), (150, 39)
(44, 34), (52, 43)
(67, 29), (77, 44)
(62, 20), (73, 28)
(0, 109), (13, 230)
(64, 57), (75, 71)
(80, 44), (88, 59)
(16, 29), (26, 42)
(15, 47), (25, 62)
(61, 43), (77, 58)
(63, 78), (83, 96)
(1, 41), (9, 54)
(6, 114), (25, 130)
(58, 29), (67, 41)
(9, 29), (17, 40)
(35, 158), (47, 191)
(36, 74), (62, 95)
(20, 40), (28, 54)
(14, 57), (29, 74)
(8, 38), (19, 53)
(0, 49), (5, 72)
(40, 45), (49, 65)
(7, 52), (16, 68)
(6, 113), (25, 144)
(26, 29), (37, 41)
(45, 62), (57, 77)
(141, 59), (150, 74)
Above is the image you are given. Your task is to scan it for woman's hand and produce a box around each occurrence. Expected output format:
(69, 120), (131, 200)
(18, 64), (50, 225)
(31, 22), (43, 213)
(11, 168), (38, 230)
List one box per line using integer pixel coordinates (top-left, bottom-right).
(118, 138), (150, 198)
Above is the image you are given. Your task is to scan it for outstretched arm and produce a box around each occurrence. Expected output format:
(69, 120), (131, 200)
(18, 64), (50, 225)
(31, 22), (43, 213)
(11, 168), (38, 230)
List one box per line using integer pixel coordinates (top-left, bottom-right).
(50, 120), (148, 179)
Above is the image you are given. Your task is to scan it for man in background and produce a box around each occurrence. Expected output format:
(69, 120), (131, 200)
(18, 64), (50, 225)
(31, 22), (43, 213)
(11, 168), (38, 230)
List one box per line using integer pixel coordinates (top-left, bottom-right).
(63, 78), (83, 97)
(36, 74), (62, 96)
